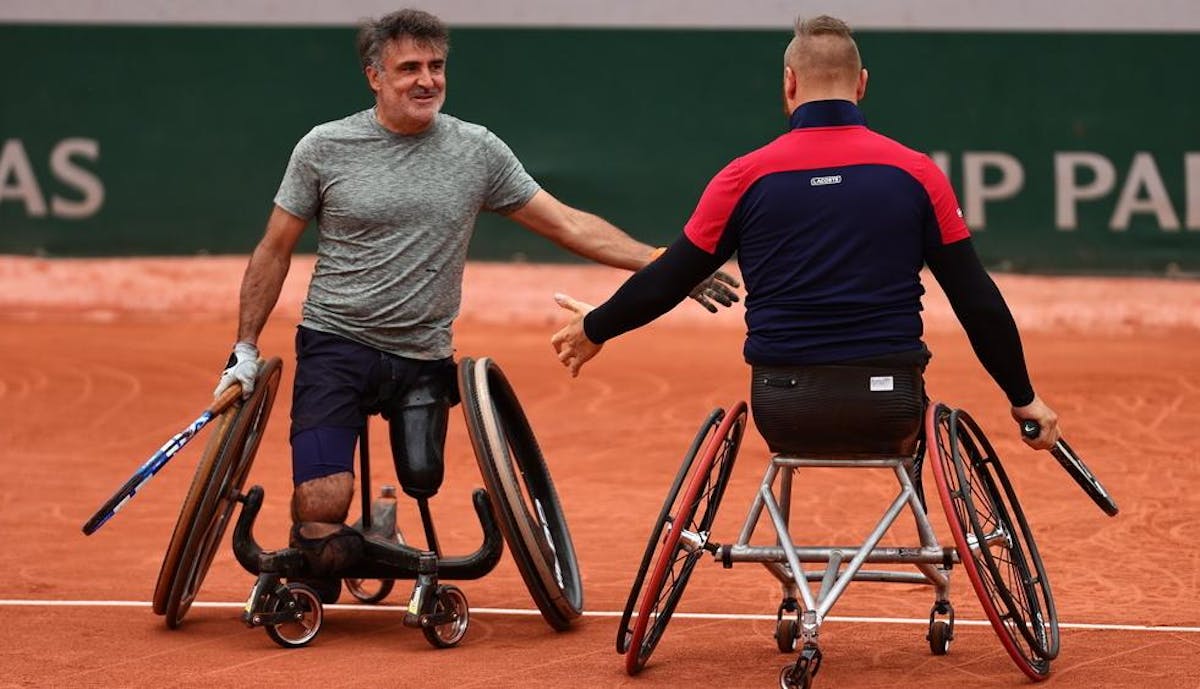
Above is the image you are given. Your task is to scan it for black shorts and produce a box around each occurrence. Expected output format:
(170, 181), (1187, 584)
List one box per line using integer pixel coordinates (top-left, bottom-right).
(750, 348), (929, 457)
(290, 326), (457, 477)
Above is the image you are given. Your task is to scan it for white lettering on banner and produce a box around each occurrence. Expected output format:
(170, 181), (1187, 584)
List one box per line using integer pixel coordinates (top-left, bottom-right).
(1111, 152), (1179, 231)
(0, 138), (104, 220)
(1185, 153), (1200, 230)
(935, 150), (1198, 233)
(0, 139), (48, 217)
(1055, 152), (1117, 230)
(963, 152), (1024, 229)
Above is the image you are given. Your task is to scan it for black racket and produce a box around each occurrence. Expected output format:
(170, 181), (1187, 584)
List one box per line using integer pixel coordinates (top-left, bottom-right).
(1020, 421), (1119, 517)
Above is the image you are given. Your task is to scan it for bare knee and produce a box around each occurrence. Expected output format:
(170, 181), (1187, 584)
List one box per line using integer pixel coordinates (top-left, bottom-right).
(291, 472), (354, 527)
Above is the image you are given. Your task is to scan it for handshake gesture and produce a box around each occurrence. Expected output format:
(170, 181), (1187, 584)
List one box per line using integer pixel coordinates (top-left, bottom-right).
(551, 265), (741, 377)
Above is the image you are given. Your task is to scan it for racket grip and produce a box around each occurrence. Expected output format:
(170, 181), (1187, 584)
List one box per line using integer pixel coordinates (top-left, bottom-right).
(1019, 420), (1041, 439)
(209, 381), (244, 415)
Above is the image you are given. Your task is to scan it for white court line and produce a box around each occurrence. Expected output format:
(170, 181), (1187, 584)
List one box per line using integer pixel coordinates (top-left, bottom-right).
(1, 599), (1197, 634)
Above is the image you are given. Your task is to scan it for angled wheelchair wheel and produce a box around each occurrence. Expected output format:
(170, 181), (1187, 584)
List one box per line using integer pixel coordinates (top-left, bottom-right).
(927, 403), (1059, 681)
(344, 578), (395, 604)
(616, 408), (723, 655)
(625, 401), (746, 676)
(153, 357), (283, 628)
(459, 357), (583, 631)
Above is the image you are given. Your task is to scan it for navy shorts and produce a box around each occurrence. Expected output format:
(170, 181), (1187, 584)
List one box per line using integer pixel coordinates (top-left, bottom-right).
(290, 326), (456, 484)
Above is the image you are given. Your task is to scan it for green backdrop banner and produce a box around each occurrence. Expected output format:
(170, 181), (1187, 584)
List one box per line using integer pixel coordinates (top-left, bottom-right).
(2, 25), (1198, 273)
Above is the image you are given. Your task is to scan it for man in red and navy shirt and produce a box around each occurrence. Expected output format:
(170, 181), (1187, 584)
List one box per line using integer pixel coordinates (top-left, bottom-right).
(553, 14), (1060, 451)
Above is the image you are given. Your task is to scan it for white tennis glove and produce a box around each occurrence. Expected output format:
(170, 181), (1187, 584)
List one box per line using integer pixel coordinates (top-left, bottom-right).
(214, 341), (260, 399)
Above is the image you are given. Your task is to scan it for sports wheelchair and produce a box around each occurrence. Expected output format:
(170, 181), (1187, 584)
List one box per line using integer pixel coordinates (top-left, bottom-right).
(150, 355), (583, 649)
(618, 400), (1059, 688)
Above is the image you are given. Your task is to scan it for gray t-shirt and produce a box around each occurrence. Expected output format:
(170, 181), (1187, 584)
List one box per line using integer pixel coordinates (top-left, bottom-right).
(274, 109), (540, 359)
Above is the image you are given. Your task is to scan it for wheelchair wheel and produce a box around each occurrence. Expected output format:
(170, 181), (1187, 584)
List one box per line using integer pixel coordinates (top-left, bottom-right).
(624, 401), (746, 675)
(615, 408), (723, 654)
(421, 585), (470, 649)
(264, 582), (323, 649)
(927, 403), (1059, 680)
(458, 357), (583, 631)
(344, 578), (395, 604)
(153, 357), (283, 628)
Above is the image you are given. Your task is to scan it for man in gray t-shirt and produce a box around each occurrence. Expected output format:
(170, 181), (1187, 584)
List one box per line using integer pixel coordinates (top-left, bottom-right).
(211, 9), (737, 595)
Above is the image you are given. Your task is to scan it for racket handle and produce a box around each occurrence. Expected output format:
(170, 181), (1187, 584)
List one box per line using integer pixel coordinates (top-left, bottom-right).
(1019, 420), (1041, 439)
(209, 381), (244, 415)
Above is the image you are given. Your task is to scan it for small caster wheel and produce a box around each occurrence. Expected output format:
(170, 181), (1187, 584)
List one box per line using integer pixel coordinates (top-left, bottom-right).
(265, 583), (323, 648)
(422, 585), (470, 648)
(779, 644), (822, 689)
(776, 618), (799, 653)
(927, 600), (954, 656)
(344, 578), (395, 604)
(928, 619), (952, 655)
(775, 598), (800, 653)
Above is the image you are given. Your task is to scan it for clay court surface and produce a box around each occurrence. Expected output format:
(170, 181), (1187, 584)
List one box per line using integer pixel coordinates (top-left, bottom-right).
(1, 256), (1199, 688)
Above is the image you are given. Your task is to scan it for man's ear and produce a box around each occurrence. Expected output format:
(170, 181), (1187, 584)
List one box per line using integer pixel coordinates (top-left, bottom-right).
(365, 65), (382, 92)
(784, 65), (798, 101)
(856, 67), (869, 102)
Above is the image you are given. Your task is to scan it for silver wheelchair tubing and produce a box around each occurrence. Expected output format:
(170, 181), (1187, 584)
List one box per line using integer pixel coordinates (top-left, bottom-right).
(719, 453), (953, 624)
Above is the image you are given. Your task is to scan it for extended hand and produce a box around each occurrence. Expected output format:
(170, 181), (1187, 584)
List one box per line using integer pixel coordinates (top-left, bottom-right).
(550, 293), (602, 377)
(214, 341), (260, 399)
(689, 269), (741, 313)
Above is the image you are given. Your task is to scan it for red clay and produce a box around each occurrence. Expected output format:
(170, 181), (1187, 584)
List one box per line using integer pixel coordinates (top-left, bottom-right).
(1, 257), (1198, 688)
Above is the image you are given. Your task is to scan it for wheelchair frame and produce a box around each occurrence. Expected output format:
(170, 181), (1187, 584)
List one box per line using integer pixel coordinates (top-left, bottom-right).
(620, 400), (1060, 689)
(151, 355), (583, 650)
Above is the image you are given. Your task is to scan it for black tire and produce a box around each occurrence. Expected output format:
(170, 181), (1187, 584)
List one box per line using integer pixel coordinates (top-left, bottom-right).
(616, 408), (723, 655)
(458, 357), (583, 631)
(928, 619), (952, 655)
(778, 665), (814, 689)
(153, 358), (283, 627)
(344, 578), (395, 604)
(264, 582), (323, 648)
(776, 618), (799, 653)
(928, 403), (1058, 680)
(421, 585), (470, 648)
(624, 402), (746, 675)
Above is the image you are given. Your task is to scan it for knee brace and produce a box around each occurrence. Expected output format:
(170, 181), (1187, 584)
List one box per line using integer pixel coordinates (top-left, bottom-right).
(384, 375), (451, 500)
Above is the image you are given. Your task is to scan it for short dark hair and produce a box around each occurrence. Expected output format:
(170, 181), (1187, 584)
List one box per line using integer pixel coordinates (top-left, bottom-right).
(357, 9), (449, 71)
(795, 14), (855, 41)
(785, 14), (861, 83)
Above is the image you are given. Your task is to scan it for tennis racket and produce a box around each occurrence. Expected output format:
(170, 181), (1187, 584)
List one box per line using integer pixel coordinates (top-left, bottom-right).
(81, 384), (243, 535)
(1020, 420), (1119, 517)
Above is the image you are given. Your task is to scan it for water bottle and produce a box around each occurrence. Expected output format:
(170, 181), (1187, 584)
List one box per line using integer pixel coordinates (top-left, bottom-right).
(370, 485), (404, 545)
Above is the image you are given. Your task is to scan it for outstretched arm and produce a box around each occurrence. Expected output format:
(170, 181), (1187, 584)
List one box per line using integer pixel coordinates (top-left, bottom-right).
(551, 235), (732, 377)
(926, 237), (1059, 449)
(507, 189), (654, 269)
(508, 190), (739, 311)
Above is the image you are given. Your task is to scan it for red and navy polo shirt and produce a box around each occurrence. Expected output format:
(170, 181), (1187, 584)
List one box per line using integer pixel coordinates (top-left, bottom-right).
(684, 99), (970, 365)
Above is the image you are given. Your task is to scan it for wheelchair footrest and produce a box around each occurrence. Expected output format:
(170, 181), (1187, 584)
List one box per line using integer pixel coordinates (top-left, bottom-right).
(258, 548), (306, 576)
